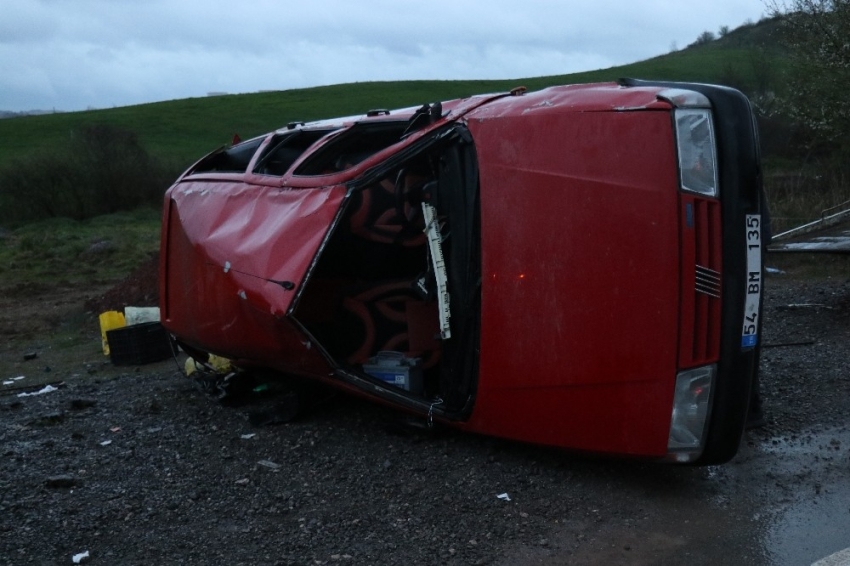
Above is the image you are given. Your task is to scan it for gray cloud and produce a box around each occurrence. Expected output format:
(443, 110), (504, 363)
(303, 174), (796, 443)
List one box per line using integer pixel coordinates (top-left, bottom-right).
(0, 0), (766, 112)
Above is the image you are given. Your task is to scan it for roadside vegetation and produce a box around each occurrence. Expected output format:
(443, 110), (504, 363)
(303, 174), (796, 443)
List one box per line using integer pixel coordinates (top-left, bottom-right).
(0, 207), (160, 291)
(0, 9), (847, 284)
(760, 0), (850, 233)
(0, 125), (178, 225)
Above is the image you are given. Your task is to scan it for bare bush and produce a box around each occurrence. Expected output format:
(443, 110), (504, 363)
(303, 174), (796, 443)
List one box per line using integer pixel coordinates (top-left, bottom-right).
(764, 164), (850, 232)
(0, 125), (178, 225)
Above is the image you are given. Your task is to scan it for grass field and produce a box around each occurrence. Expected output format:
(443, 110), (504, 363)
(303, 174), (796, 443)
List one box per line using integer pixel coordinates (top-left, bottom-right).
(0, 207), (161, 290)
(2, 16), (844, 293)
(0, 19), (789, 170)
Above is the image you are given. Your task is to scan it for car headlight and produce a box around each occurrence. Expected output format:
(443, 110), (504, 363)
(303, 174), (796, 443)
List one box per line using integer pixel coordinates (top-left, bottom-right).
(675, 109), (718, 198)
(667, 364), (716, 462)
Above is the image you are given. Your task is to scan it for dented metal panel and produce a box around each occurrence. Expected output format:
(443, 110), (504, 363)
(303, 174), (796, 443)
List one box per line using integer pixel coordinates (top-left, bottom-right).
(463, 83), (670, 122)
(159, 80), (766, 465)
(161, 181), (346, 374)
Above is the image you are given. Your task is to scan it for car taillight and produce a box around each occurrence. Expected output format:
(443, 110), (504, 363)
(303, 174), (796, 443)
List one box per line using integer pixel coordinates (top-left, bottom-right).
(675, 109), (719, 198)
(667, 364), (716, 462)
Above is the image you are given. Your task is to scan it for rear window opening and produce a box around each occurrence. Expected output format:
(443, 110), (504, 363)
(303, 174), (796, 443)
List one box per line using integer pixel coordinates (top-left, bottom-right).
(190, 137), (264, 174)
(252, 129), (337, 176)
(293, 122), (408, 176)
(293, 128), (481, 414)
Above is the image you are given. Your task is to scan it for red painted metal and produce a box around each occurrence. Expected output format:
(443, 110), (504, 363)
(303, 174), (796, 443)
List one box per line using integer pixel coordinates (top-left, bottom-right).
(160, 181), (345, 377)
(462, 101), (680, 457)
(677, 195), (722, 367)
(158, 81), (738, 460)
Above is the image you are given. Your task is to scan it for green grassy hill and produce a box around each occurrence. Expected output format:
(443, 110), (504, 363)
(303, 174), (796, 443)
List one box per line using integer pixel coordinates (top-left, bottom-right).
(0, 18), (788, 171)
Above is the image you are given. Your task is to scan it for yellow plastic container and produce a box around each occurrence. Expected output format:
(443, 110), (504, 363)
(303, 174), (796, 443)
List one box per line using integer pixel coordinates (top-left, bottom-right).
(98, 311), (126, 355)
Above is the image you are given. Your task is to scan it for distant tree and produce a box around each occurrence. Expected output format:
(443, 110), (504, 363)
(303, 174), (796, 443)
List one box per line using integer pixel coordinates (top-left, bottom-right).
(719, 25), (731, 36)
(692, 30), (717, 45)
(766, 0), (850, 155)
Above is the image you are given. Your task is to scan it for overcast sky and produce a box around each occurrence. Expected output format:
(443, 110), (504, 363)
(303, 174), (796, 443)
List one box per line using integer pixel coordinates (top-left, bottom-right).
(0, 0), (768, 113)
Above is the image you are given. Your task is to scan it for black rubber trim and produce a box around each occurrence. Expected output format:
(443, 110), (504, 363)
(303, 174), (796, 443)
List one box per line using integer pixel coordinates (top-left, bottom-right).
(622, 79), (765, 464)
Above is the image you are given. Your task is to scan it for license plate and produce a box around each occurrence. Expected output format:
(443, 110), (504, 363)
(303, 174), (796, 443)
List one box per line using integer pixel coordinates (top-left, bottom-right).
(742, 214), (762, 348)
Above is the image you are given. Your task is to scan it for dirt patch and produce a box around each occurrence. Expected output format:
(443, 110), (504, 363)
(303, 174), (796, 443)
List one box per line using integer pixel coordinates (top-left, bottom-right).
(0, 254), (159, 391)
(83, 252), (159, 314)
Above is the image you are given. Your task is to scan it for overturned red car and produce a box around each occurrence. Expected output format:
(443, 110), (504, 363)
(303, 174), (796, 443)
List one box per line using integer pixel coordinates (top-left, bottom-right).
(159, 79), (766, 464)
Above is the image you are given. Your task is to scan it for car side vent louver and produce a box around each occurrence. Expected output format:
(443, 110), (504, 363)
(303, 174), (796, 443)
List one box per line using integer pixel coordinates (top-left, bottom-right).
(695, 265), (721, 298)
(680, 198), (722, 366)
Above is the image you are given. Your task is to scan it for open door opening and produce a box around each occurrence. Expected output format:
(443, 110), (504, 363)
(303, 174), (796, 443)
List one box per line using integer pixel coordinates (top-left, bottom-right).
(293, 128), (481, 416)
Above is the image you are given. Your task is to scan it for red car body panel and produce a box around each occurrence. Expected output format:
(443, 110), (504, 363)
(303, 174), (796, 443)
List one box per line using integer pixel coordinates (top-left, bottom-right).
(161, 182), (346, 376)
(159, 81), (765, 464)
(464, 105), (680, 456)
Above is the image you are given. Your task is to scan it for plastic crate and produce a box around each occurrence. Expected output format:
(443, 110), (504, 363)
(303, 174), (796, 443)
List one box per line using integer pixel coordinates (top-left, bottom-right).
(106, 322), (174, 366)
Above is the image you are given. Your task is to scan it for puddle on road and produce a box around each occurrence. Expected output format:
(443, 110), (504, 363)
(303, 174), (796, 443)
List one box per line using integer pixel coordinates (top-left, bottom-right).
(757, 427), (850, 566)
(493, 426), (849, 566)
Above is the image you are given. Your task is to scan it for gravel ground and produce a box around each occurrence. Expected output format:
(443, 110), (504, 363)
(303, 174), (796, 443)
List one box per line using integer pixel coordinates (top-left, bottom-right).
(1, 262), (849, 566)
